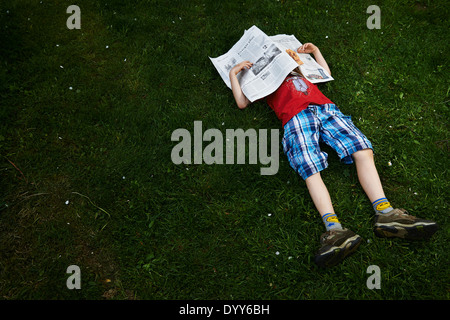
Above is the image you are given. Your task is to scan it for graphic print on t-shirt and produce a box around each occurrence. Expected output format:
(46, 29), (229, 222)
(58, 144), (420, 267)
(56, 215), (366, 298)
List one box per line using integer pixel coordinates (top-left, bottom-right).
(289, 76), (309, 95)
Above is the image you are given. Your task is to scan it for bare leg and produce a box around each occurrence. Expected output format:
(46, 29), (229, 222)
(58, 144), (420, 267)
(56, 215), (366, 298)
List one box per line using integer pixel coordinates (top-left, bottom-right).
(305, 172), (334, 218)
(352, 149), (386, 203)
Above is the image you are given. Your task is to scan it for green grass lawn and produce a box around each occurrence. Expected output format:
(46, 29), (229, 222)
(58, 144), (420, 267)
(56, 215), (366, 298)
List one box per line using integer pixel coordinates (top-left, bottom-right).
(0, 0), (448, 300)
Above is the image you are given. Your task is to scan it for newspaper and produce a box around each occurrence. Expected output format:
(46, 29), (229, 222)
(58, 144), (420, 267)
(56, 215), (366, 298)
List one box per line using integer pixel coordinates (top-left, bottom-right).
(209, 25), (333, 102)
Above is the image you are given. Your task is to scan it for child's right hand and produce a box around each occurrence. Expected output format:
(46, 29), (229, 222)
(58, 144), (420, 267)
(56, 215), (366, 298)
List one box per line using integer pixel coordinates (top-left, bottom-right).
(231, 61), (253, 75)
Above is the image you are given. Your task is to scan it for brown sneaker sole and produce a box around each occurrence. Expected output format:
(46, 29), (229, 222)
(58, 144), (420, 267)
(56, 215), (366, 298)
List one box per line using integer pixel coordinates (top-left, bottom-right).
(314, 234), (362, 268)
(374, 222), (438, 240)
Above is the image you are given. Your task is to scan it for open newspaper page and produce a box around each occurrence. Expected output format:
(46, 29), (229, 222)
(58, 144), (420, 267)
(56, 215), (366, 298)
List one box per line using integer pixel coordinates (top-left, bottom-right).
(270, 33), (334, 84)
(209, 25), (298, 102)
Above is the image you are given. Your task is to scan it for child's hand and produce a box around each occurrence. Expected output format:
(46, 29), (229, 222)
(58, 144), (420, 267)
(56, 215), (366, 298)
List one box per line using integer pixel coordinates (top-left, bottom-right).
(231, 61), (253, 75)
(297, 43), (318, 54)
(229, 61), (252, 109)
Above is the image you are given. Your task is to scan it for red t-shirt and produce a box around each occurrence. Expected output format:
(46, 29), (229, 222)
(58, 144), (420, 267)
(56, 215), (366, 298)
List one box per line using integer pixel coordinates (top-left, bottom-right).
(266, 74), (334, 126)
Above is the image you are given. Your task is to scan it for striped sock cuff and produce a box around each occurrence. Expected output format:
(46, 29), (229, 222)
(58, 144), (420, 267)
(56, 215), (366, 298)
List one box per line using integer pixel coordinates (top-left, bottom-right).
(322, 213), (337, 221)
(372, 197), (393, 213)
(372, 198), (388, 209)
(322, 213), (342, 230)
(322, 213), (340, 224)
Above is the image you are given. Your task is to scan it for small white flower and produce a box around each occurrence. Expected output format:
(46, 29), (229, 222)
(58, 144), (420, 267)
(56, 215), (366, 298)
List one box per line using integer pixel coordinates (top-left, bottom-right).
(56, 44), (59, 47)
(60, 65), (64, 68)
(124, 58), (127, 61)
(106, 45), (109, 49)
(65, 200), (69, 205)
(221, 122), (225, 125)
(268, 213), (272, 217)
(69, 86), (73, 90)
(388, 161), (392, 166)
(122, 176), (126, 180)
(275, 251), (280, 255)
(413, 192), (418, 196)
(325, 35), (329, 38)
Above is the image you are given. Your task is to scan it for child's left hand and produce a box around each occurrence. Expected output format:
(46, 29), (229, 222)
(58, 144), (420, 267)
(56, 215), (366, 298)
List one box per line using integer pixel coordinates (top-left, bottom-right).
(297, 43), (318, 54)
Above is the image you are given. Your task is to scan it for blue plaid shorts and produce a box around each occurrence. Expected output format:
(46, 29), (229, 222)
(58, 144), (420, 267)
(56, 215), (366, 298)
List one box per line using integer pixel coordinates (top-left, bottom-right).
(282, 104), (373, 180)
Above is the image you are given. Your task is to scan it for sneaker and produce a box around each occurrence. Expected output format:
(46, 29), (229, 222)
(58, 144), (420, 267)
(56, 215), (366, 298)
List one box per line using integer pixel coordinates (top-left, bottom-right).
(314, 228), (362, 268)
(374, 208), (438, 240)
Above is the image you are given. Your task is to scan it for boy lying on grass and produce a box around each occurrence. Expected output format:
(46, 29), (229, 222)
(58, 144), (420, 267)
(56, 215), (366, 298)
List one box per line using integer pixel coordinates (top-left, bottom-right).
(229, 42), (438, 268)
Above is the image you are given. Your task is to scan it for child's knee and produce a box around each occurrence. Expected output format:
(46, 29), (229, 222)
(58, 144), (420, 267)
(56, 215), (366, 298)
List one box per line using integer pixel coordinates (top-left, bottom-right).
(352, 148), (374, 161)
